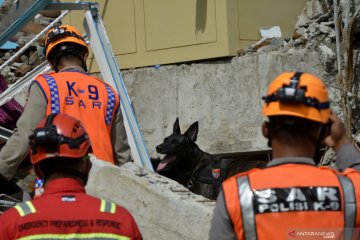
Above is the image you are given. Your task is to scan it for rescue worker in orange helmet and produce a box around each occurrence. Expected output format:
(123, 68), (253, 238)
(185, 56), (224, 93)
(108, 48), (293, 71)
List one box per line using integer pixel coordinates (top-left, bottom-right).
(209, 72), (360, 240)
(0, 113), (142, 240)
(0, 24), (130, 182)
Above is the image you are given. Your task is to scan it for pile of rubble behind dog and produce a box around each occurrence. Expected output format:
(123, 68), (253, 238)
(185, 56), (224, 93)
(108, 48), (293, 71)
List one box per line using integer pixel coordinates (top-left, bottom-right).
(0, 0), (60, 83)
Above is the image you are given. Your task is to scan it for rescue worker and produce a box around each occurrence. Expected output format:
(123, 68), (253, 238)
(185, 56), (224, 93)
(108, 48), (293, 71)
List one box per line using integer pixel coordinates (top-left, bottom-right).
(0, 24), (130, 182)
(209, 72), (360, 240)
(0, 113), (142, 240)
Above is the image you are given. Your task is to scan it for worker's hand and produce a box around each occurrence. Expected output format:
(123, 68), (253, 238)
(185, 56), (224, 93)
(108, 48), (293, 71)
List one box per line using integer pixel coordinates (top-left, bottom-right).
(324, 112), (351, 151)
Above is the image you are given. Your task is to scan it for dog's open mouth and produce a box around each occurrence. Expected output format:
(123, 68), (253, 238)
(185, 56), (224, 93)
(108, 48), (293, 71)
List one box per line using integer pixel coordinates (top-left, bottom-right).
(156, 154), (176, 172)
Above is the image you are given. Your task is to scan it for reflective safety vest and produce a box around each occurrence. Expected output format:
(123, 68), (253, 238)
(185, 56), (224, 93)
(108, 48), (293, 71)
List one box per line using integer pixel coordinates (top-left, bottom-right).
(35, 71), (120, 164)
(14, 200), (130, 240)
(223, 164), (360, 240)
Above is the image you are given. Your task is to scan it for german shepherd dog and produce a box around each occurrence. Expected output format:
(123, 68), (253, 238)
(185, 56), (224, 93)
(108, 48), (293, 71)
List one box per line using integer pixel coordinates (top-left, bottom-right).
(153, 118), (268, 200)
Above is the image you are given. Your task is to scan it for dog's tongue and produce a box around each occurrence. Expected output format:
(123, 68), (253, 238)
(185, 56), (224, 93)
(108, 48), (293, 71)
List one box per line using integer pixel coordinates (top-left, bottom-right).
(156, 154), (176, 172)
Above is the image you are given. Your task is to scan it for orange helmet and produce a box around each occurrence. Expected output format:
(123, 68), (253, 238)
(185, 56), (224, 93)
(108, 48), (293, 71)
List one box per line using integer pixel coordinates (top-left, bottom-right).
(262, 72), (330, 123)
(44, 24), (88, 59)
(29, 113), (91, 165)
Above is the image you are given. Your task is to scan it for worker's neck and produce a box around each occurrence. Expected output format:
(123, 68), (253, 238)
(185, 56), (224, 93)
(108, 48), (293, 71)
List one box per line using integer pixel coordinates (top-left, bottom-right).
(271, 140), (316, 159)
(57, 58), (85, 72)
(44, 173), (85, 187)
(58, 64), (85, 73)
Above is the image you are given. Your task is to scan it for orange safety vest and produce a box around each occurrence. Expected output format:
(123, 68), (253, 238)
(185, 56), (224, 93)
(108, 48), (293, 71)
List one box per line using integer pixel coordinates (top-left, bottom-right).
(35, 71), (120, 164)
(223, 163), (360, 240)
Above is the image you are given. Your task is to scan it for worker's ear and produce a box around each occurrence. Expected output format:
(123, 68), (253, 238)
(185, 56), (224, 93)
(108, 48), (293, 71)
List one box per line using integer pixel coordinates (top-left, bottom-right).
(262, 121), (270, 139)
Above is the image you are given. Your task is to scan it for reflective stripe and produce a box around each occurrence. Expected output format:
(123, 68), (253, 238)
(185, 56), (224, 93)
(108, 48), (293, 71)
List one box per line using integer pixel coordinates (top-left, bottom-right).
(43, 75), (60, 114)
(100, 199), (116, 214)
(337, 174), (356, 240)
(105, 86), (116, 125)
(17, 232), (130, 240)
(237, 176), (257, 240)
(14, 201), (36, 217)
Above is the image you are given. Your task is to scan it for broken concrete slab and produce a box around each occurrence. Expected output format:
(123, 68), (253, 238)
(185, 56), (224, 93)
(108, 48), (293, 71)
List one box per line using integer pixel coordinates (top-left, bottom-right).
(86, 159), (215, 240)
(296, 0), (329, 28)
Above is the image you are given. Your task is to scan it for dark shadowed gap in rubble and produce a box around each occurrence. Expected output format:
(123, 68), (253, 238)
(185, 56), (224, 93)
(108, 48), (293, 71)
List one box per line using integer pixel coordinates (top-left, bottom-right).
(213, 150), (271, 178)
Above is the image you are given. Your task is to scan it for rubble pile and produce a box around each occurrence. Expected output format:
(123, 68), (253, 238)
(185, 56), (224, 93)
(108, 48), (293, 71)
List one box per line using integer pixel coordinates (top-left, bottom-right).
(0, 5), (60, 84)
(246, 0), (336, 56)
(0, 0), (12, 21)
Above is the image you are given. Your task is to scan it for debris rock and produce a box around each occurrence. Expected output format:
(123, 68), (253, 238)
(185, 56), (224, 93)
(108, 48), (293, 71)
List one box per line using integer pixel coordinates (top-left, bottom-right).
(22, 22), (44, 34)
(319, 43), (335, 59)
(4, 52), (11, 60)
(29, 51), (41, 66)
(252, 37), (271, 50)
(257, 38), (286, 53)
(34, 14), (54, 26)
(292, 30), (303, 40)
(40, 9), (61, 18)
(21, 55), (29, 64)
(11, 62), (23, 69)
(318, 22), (333, 35)
(1, 66), (11, 76)
(297, 0), (329, 28)
(14, 64), (32, 77)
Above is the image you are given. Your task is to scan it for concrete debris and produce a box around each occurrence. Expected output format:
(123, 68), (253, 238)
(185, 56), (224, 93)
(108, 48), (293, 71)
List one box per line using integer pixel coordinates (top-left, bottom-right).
(29, 51), (41, 66)
(1, 65), (10, 76)
(40, 9), (61, 19)
(244, 0), (340, 56)
(319, 43), (335, 59)
(257, 38), (286, 53)
(292, 30), (303, 40)
(0, 0), (12, 22)
(14, 64), (32, 77)
(320, 148), (336, 167)
(22, 22), (44, 35)
(0, 11), (48, 83)
(251, 37), (271, 50)
(11, 62), (23, 69)
(297, 0), (329, 28)
(20, 55), (29, 64)
(87, 159), (215, 240)
(260, 26), (282, 38)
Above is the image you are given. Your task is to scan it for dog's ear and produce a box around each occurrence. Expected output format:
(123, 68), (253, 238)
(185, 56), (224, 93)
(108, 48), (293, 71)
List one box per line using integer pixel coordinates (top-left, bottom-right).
(185, 121), (198, 142)
(173, 117), (181, 134)
(173, 118), (181, 134)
